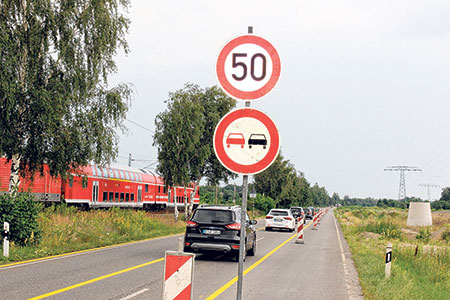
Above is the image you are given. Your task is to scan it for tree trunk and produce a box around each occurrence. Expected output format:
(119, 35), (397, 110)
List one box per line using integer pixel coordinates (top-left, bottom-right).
(184, 186), (188, 220)
(8, 154), (21, 193)
(215, 185), (218, 204)
(173, 187), (178, 222)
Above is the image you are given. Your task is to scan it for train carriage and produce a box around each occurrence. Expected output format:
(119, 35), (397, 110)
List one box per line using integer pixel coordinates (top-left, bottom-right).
(0, 157), (200, 210)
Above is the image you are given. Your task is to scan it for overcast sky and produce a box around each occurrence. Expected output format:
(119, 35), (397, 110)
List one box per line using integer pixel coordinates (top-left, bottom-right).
(110, 0), (450, 200)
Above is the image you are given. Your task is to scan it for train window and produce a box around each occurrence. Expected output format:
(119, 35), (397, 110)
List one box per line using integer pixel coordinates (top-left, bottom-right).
(120, 170), (125, 179)
(145, 184), (148, 193)
(158, 186), (161, 194)
(131, 172), (136, 181)
(115, 192), (119, 202)
(125, 193), (129, 202)
(109, 192), (114, 203)
(103, 192), (107, 202)
(96, 167), (102, 177)
(69, 176), (73, 187)
(120, 193), (124, 202)
(102, 168), (108, 178)
(138, 174), (142, 182)
(131, 193), (135, 202)
(92, 167), (97, 176)
(163, 186), (167, 194)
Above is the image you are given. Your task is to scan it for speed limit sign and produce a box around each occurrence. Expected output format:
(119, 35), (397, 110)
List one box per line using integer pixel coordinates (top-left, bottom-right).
(216, 35), (281, 100)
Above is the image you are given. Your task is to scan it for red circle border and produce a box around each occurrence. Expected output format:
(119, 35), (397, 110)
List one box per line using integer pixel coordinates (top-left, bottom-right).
(213, 108), (280, 175)
(216, 35), (281, 100)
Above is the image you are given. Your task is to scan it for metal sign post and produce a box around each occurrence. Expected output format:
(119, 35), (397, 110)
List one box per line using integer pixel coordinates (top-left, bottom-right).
(215, 26), (281, 300)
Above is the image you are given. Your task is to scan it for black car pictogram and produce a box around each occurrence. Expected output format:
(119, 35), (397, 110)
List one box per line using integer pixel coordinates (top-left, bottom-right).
(248, 134), (267, 149)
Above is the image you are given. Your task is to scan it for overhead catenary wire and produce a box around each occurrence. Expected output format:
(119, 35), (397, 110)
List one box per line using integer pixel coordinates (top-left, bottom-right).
(125, 118), (154, 133)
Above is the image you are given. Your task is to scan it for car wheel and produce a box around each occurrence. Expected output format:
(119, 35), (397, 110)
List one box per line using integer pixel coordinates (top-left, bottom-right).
(247, 237), (256, 256)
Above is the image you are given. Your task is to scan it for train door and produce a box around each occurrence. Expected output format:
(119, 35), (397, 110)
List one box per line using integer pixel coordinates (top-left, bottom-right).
(92, 181), (99, 205)
(138, 185), (142, 202)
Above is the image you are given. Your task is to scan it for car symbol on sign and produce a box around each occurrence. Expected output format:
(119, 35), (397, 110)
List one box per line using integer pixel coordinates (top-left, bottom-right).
(248, 134), (267, 149)
(226, 133), (245, 148)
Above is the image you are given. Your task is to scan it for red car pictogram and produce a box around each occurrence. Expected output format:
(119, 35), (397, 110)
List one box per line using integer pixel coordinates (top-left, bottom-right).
(226, 133), (245, 148)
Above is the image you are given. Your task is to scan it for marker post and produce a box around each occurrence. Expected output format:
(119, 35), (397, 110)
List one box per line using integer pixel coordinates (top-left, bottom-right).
(3, 222), (9, 257)
(385, 242), (392, 278)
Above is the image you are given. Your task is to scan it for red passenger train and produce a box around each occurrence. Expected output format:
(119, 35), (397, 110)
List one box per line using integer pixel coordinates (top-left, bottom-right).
(0, 157), (199, 210)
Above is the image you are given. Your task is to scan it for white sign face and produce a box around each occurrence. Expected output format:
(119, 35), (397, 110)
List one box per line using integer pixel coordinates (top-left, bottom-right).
(222, 117), (270, 165)
(223, 44), (274, 93)
(214, 108), (280, 175)
(216, 35), (281, 100)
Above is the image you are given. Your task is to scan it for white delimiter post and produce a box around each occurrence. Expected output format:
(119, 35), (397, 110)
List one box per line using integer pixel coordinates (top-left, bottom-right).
(385, 242), (392, 278)
(3, 222), (9, 257)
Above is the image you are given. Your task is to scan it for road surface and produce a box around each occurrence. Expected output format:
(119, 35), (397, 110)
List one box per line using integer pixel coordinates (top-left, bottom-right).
(0, 209), (363, 300)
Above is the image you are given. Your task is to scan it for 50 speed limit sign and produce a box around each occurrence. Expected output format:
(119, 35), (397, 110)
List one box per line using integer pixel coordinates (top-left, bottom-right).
(216, 35), (281, 100)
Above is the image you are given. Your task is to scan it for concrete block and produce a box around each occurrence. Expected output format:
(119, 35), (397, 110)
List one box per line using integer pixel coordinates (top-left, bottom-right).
(407, 202), (432, 226)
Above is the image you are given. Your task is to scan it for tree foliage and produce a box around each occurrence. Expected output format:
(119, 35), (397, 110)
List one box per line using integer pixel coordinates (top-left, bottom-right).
(153, 83), (236, 187)
(0, 0), (132, 182)
(432, 187), (450, 209)
(253, 153), (312, 208)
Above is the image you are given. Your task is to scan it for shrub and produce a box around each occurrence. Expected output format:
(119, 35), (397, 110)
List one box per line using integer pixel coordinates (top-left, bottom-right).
(0, 192), (42, 245)
(416, 227), (431, 242)
(442, 230), (450, 242)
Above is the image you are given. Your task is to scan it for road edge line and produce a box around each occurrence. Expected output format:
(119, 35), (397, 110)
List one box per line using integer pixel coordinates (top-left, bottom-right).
(0, 233), (182, 269)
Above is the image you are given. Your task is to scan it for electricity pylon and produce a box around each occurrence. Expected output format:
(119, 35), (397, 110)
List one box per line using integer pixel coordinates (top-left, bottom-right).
(418, 184), (440, 201)
(384, 166), (421, 200)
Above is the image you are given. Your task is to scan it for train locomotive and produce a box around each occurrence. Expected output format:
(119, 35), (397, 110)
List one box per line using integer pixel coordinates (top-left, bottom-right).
(0, 157), (199, 210)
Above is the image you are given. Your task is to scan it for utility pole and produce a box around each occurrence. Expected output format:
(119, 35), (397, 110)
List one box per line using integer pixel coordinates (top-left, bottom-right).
(418, 184), (440, 201)
(384, 166), (421, 200)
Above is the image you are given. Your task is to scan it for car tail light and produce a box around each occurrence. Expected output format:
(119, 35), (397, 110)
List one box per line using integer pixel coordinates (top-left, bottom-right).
(284, 217), (292, 220)
(185, 242), (191, 246)
(187, 220), (198, 227)
(231, 245), (240, 249)
(226, 223), (241, 230)
(266, 216), (273, 219)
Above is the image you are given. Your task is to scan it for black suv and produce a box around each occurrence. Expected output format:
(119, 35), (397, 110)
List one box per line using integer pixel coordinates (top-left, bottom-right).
(184, 205), (257, 261)
(289, 207), (306, 224)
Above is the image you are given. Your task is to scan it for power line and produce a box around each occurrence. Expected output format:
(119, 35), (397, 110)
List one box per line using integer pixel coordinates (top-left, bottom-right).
(125, 118), (154, 133)
(418, 184), (441, 201)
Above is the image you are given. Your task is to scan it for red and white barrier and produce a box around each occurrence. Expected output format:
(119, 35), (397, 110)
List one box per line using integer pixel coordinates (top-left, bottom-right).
(295, 217), (304, 244)
(312, 211), (319, 230)
(163, 251), (195, 300)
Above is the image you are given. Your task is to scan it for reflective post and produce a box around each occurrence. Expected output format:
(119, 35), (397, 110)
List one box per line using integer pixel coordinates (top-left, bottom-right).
(3, 222), (9, 257)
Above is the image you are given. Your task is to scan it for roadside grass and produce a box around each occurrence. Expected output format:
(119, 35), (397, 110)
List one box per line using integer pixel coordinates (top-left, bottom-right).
(0, 205), (186, 265)
(335, 207), (449, 300)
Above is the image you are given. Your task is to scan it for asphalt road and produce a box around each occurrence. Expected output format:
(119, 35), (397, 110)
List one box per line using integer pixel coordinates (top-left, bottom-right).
(0, 209), (364, 300)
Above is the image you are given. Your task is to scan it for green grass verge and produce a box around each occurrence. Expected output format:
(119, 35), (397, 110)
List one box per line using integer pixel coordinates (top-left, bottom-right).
(335, 207), (449, 300)
(1, 205), (186, 265)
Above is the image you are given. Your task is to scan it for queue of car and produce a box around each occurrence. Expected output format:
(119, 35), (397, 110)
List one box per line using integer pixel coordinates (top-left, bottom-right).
(183, 204), (319, 261)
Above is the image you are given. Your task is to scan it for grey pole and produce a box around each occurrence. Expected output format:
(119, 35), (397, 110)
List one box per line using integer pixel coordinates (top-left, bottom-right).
(236, 174), (248, 300)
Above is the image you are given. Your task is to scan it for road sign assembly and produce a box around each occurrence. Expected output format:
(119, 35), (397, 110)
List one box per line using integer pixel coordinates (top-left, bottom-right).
(216, 35), (281, 100)
(214, 108), (280, 175)
(163, 251), (195, 300)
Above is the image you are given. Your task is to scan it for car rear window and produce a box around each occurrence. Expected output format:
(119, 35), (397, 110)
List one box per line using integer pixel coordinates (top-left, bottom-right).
(192, 209), (234, 223)
(290, 208), (301, 213)
(270, 210), (288, 216)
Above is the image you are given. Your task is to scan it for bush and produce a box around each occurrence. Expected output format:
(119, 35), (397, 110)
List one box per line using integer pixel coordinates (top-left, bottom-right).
(416, 227), (431, 242)
(254, 194), (275, 214)
(442, 230), (450, 242)
(0, 192), (42, 245)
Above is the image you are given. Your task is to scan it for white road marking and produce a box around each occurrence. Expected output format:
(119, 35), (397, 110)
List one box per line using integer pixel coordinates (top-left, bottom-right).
(256, 237), (265, 242)
(120, 288), (149, 300)
(333, 210), (354, 300)
(0, 234), (182, 271)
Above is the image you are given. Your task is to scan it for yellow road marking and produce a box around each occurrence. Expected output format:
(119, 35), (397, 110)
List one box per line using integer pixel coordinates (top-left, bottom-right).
(0, 233), (181, 269)
(205, 221), (312, 300)
(28, 258), (164, 300)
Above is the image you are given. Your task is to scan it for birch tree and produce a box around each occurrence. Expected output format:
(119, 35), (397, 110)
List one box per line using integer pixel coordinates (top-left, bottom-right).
(153, 84), (235, 221)
(0, 0), (132, 192)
